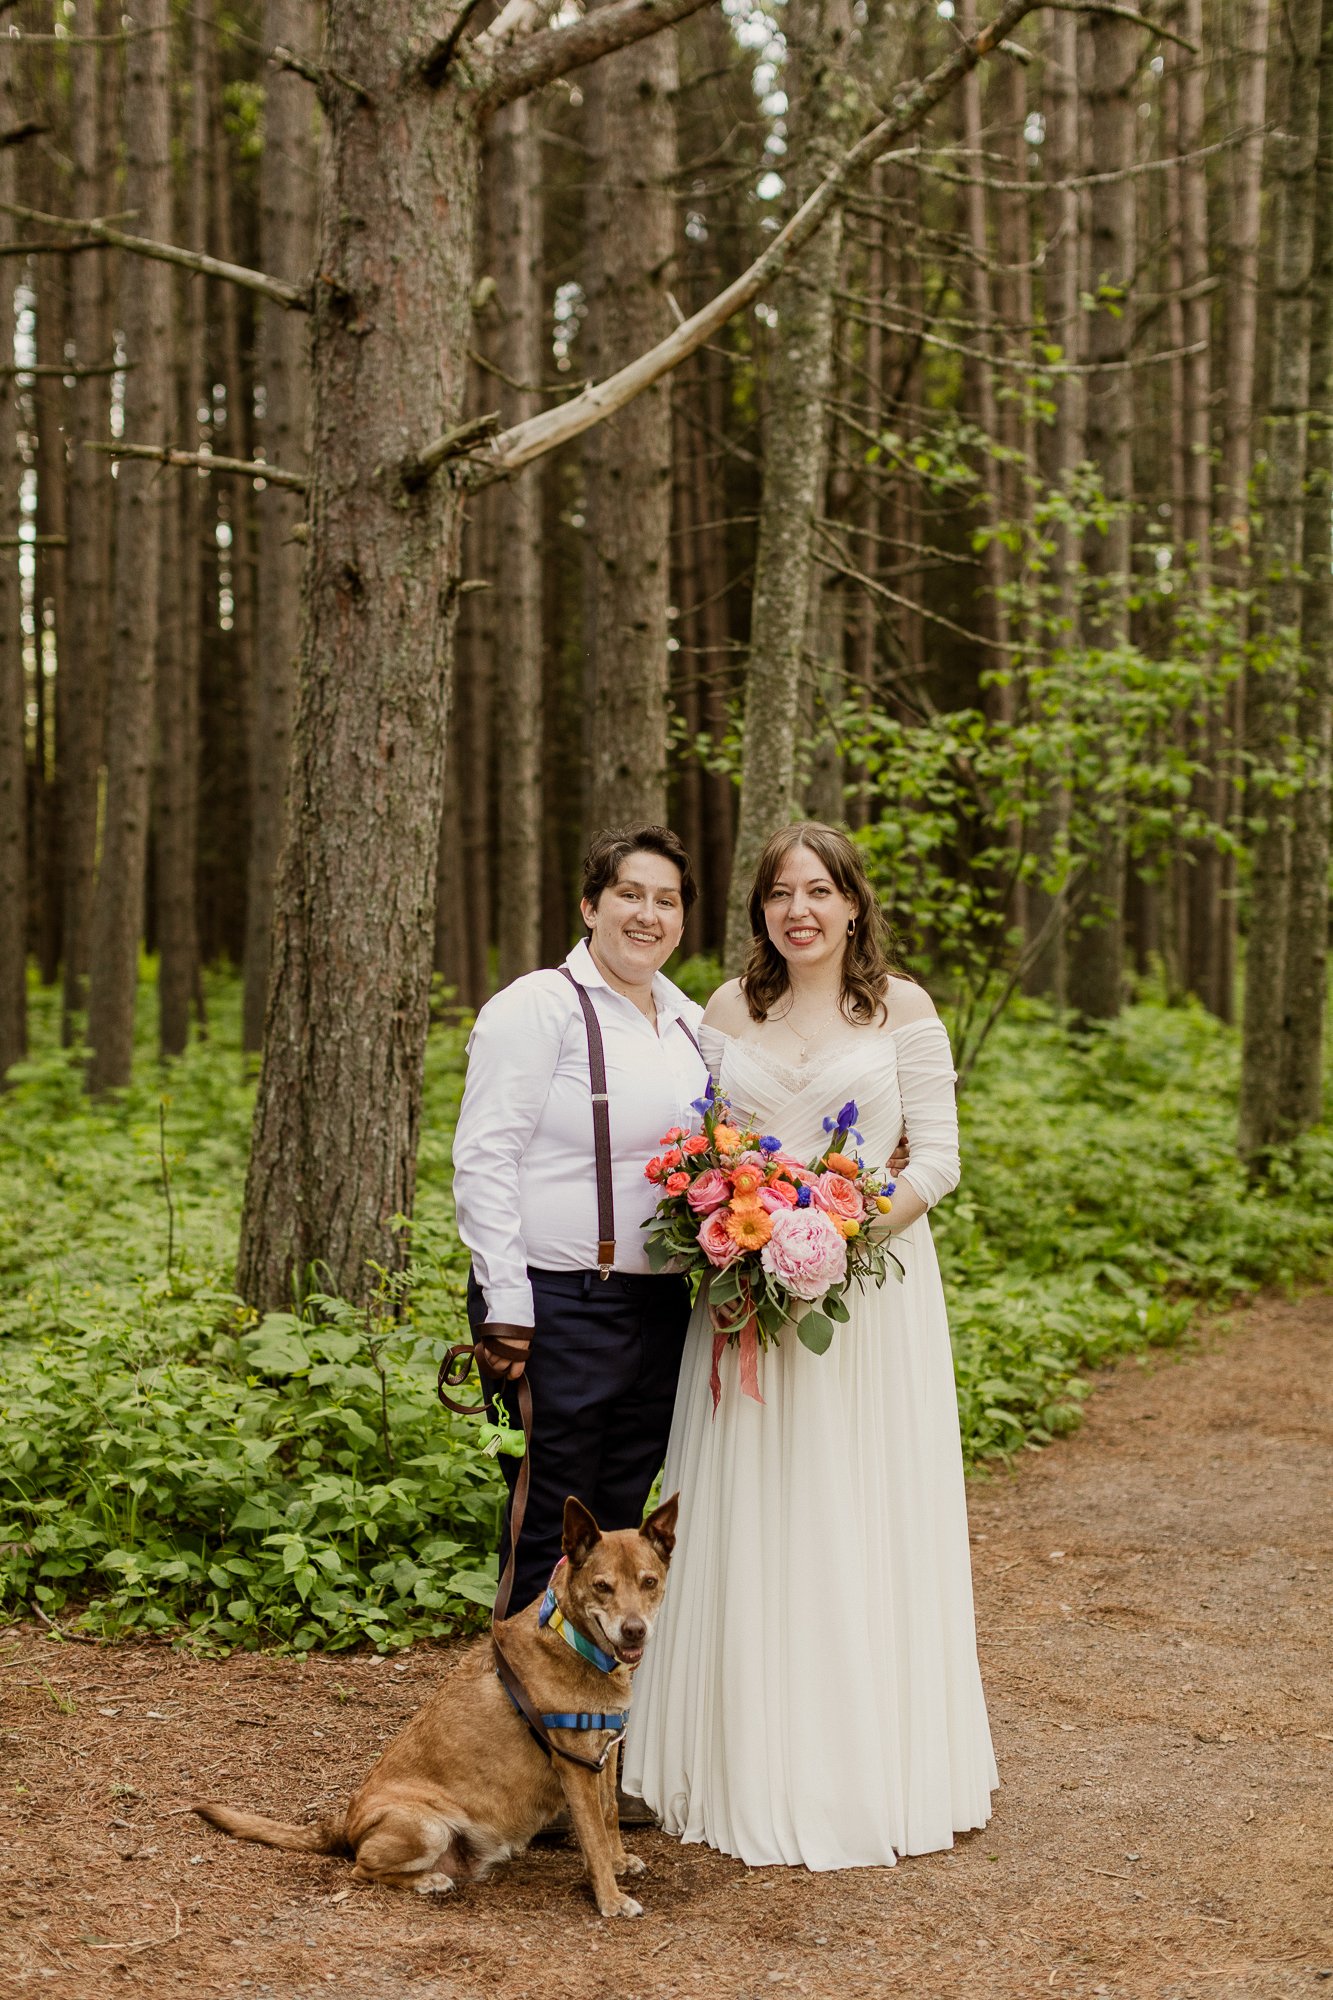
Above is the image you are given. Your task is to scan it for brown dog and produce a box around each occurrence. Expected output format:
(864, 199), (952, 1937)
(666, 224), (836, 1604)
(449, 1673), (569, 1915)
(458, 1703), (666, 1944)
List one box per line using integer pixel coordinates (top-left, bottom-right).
(194, 1493), (678, 1919)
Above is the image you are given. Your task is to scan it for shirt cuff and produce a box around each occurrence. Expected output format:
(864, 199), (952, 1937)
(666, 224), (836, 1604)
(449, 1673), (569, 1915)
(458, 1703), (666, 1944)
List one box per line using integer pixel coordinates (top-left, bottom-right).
(482, 1281), (535, 1329)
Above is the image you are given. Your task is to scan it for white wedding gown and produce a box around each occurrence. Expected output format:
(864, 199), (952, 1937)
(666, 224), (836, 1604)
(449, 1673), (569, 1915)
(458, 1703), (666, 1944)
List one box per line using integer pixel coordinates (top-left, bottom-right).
(623, 1017), (997, 1870)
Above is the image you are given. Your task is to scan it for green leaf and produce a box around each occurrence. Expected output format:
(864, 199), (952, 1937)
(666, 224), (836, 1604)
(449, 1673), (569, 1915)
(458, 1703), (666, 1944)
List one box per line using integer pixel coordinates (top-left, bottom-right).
(797, 1312), (833, 1355)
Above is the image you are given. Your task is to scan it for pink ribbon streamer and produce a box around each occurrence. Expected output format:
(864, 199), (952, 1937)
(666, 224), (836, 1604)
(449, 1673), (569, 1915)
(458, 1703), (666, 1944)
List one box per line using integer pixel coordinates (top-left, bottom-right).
(708, 1284), (765, 1413)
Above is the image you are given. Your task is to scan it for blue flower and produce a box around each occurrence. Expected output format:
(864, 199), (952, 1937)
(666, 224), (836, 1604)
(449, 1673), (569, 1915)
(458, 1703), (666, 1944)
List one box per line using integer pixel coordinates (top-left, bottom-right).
(758, 1135), (781, 1154)
(880, 1180), (896, 1197)
(795, 1185), (813, 1208)
(822, 1100), (863, 1147)
(690, 1076), (716, 1117)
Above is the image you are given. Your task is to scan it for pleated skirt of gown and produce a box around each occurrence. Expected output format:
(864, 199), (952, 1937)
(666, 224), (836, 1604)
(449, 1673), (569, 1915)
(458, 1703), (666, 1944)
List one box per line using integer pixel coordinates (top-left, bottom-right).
(622, 1212), (998, 1871)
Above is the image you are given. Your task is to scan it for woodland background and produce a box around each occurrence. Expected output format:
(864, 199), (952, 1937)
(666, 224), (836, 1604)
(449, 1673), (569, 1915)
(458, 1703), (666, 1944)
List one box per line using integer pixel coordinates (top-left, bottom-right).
(0, 0), (1330, 1648)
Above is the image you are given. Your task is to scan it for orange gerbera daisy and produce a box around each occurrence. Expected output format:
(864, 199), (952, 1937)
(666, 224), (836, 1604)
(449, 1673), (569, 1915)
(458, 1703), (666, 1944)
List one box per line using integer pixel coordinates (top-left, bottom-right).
(713, 1124), (743, 1154)
(726, 1206), (773, 1250)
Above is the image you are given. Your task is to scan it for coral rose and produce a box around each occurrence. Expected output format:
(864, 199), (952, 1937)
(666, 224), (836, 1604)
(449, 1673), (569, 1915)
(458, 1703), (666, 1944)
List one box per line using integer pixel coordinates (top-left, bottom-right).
(665, 1172), (690, 1195)
(698, 1208), (743, 1268)
(759, 1208), (847, 1300)
(685, 1166), (732, 1214)
(812, 1171), (865, 1224)
(681, 1133), (709, 1157)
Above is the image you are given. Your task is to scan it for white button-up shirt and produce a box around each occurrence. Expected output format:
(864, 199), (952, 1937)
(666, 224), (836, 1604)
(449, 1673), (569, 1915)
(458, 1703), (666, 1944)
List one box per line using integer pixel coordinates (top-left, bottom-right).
(452, 939), (708, 1327)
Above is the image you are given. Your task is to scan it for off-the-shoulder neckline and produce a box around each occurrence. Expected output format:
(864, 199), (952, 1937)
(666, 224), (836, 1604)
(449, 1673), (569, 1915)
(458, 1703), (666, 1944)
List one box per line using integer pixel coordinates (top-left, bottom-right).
(699, 1015), (946, 1046)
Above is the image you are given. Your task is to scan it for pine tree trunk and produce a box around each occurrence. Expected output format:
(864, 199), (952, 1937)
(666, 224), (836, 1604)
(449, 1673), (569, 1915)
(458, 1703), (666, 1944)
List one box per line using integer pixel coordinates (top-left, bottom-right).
(1064, 13), (1136, 1022)
(724, 0), (855, 968)
(1238, 0), (1323, 1158)
(0, 33), (24, 1077)
(1276, 0), (1333, 1135)
(86, 0), (174, 1094)
(236, 5), (481, 1308)
(60, 0), (113, 1036)
(1215, 0), (1271, 1023)
(242, 0), (316, 1052)
(582, 14), (677, 829)
(25, 127), (67, 991)
(156, 1), (210, 1059)
(485, 97), (543, 986)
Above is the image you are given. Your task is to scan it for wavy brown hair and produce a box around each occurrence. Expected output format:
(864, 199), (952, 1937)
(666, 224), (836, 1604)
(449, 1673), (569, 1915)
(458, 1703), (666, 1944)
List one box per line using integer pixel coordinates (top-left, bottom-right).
(740, 821), (902, 1024)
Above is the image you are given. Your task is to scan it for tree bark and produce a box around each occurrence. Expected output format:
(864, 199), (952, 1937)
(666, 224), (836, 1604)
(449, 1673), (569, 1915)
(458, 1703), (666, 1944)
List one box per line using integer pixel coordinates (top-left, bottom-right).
(85, 0), (174, 1094)
(236, 2), (483, 1307)
(60, 0), (113, 1037)
(1214, 0), (1270, 1024)
(1063, 12), (1137, 1022)
(1238, 0), (1323, 1158)
(0, 31), (24, 1077)
(156, 0), (211, 1058)
(582, 7), (677, 830)
(724, 0), (855, 969)
(1276, 0), (1333, 1136)
(483, 96), (543, 985)
(242, 0), (317, 1053)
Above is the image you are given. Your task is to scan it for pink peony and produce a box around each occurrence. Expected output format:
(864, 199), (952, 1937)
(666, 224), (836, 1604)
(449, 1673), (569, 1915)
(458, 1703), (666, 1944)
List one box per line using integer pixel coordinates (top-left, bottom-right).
(757, 1180), (800, 1212)
(812, 1171), (865, 1224)
(698, 1208), (744, 1268)
(759, 1207), (847, 1300)
(685, 1166), (732, 1215)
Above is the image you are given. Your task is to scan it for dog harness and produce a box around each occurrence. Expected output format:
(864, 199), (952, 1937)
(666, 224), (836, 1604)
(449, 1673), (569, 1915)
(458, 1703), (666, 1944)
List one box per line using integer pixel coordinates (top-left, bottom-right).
(497, 1558), (628, 1749)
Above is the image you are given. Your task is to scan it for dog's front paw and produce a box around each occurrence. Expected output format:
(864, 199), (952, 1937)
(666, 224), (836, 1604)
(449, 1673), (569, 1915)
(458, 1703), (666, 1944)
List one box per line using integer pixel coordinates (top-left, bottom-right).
(615, 1851), (647, 1877)
(600, 1891), (644, 1919)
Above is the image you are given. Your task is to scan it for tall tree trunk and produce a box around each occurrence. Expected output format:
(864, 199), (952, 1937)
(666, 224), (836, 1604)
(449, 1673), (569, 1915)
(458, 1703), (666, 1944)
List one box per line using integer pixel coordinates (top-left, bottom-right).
(86, 0), (174, 1093)
(0, 33), (24, 1076)
(484, 97), (543, 986)
(724, 0), (855, 968)
(242, 0), (317, 1052)
(1276, 0), (1333, 1135)
(582, 12), (677, 829)
(958, 1), (1011, 672)
(1238, 0), (1323, 1158)
(1214, 0), (1270, 1023)
(61, 0), (113, 1036)
(1064, 13), (1136, 1021)
(156, 0), (210, 1058)
(237, 9), (483, 1308)
(1023, 5), (1082, 1001)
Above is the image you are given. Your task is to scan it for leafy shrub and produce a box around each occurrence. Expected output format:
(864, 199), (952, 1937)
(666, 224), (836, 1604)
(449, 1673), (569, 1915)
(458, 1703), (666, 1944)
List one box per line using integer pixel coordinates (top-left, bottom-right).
(1, 973), (1328, 1647)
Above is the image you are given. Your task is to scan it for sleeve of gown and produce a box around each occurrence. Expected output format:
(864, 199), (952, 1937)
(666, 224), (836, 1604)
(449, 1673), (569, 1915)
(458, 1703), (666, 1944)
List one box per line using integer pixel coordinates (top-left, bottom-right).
(893, 1016), (961, 1212)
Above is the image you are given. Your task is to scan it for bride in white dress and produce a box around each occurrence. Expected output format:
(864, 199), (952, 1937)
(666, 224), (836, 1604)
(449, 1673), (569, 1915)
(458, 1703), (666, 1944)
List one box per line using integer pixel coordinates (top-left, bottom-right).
(623, 821), (997, 1871)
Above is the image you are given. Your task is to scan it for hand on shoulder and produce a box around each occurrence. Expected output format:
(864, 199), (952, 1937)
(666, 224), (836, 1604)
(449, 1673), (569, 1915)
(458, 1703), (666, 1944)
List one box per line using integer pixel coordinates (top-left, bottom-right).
(883, 974), (939, 1031)
(702, 977), (750, 1034)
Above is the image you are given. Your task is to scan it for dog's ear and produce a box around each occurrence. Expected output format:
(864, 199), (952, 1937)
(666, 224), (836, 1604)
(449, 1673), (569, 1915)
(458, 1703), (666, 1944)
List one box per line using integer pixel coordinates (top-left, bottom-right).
(562, 1495), (602, 1570)
(640, 1491), (680, 1563)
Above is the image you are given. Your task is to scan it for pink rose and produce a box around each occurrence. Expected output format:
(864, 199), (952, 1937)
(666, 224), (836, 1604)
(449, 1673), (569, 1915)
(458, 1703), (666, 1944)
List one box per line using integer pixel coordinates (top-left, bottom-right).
(686, 1167), (732, 1215)
(812, 1171), (865, 1224)
(759, 1208), (847, 1300)
(698, 1208), (744, 1268)
(757, 1180), (799, 1212)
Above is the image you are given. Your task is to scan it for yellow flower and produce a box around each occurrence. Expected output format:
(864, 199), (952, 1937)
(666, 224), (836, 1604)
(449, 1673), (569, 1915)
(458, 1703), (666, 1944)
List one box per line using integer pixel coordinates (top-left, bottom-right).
(875, 1195), (893, 1214)
(838, 1218), (860, 1240)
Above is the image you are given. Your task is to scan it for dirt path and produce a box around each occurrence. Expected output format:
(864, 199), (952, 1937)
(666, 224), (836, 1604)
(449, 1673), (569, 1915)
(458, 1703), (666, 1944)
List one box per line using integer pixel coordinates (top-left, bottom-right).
(2, 1293), (1330, 2000)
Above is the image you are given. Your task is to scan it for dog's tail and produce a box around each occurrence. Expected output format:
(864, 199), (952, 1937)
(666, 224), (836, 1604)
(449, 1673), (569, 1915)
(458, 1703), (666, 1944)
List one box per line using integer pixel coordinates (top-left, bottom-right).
(193, 1799), (350, 1855)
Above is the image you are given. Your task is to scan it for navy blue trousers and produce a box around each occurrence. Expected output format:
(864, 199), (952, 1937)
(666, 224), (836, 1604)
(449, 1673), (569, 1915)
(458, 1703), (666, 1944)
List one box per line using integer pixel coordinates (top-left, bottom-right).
(468, 1266), (691, 1616)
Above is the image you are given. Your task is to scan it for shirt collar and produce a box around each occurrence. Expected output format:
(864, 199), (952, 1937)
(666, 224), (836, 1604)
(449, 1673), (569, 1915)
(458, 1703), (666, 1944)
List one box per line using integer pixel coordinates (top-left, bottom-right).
(564, 937), (694, 1021)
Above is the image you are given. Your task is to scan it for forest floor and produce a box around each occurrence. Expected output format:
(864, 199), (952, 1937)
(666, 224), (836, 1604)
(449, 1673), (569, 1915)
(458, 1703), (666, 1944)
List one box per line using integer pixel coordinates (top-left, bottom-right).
(2, 1291), (1329, 2000)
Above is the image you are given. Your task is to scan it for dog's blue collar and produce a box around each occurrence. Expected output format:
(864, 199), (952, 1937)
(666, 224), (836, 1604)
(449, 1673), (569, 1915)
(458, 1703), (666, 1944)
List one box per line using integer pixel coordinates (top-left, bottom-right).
(538, 1559), (620, 1675)
(498, 1676), (627, 1737)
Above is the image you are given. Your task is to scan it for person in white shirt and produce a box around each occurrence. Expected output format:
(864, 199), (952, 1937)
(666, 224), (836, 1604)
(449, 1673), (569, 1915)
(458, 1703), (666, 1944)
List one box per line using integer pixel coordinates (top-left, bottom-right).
(452, 825), (709, 1614)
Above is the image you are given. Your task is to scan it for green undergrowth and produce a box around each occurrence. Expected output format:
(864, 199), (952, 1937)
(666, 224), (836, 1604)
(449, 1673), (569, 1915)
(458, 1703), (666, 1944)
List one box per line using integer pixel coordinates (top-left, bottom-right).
(0, 971), (1329, 1652)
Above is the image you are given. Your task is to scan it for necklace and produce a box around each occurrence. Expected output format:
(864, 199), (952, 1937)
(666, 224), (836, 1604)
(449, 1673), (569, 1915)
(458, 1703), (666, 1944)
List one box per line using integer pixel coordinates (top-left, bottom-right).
(773, 992), (844, 1061)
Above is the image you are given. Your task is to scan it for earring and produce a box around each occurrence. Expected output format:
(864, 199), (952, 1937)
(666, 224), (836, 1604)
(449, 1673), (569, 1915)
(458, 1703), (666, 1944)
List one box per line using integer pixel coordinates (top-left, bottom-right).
(847, 916), (856, 937)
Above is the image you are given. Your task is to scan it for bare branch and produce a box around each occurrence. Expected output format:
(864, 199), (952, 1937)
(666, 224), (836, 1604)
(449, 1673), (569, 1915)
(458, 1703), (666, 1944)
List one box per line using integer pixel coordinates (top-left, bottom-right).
(420, 0), (495, 84)
(401, 412), (501, 487)
(446, 0), (1047, 481)
(0, 201), (309, 310)
(271, 43), (371, 103)
(480, 0), (717, 110)
(85, 441), (307, 490)
(1043, 0), (1198, 52)
(0, 121), (47, 149)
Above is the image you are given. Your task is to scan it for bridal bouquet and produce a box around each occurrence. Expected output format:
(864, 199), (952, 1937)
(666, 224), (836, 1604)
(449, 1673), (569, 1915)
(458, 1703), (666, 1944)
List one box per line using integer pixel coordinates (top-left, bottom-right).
(642, 1082), (904, 1408)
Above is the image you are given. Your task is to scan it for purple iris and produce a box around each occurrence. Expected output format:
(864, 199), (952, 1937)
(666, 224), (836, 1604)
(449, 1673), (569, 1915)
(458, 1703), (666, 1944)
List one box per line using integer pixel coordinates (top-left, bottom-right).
(822, 1099), (863, 1147)
(690, 1076), (716, 1117)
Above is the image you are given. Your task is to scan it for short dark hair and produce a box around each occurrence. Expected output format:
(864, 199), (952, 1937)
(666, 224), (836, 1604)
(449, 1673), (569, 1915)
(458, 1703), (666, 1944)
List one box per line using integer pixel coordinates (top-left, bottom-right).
(580, 825), (698, 931)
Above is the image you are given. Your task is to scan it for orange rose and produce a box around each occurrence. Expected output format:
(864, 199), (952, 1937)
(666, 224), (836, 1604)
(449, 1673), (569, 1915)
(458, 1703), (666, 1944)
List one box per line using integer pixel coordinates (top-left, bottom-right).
(682, 1133), (709, 1156)
(665, 1171), (690, 1195)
